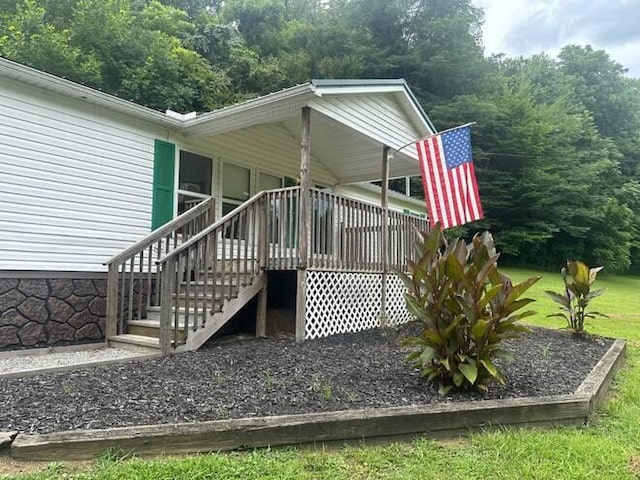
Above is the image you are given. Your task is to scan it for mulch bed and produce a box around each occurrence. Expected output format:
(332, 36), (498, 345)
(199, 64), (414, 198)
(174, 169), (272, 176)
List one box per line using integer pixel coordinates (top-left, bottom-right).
(0, 326), (613, 435)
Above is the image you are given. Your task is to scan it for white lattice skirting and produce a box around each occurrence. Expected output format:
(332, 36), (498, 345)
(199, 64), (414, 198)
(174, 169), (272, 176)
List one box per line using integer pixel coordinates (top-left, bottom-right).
(305, 271), (413, 340)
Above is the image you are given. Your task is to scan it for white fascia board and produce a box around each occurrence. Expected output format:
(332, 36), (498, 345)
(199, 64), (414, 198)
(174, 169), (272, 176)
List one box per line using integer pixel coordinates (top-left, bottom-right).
(182, 84), (320, 136)
(0, 57), (183, 129)
(314, 85), (406, 96)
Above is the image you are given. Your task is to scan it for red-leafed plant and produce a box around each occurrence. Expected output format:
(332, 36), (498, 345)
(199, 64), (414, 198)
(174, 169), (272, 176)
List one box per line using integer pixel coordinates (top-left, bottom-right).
(396, 224), (540, 394)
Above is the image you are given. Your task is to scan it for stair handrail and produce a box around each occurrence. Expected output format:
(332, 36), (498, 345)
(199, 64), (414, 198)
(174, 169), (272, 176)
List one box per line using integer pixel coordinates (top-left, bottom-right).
(155, 186), (299, 266)
(105, 197), (216, 340)
(155, 186), (300, 353)
(106, 197), (216, 266)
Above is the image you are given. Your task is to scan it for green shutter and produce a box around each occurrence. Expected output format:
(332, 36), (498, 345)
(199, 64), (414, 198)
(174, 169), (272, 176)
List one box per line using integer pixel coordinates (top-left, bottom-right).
(151, 140), (176, 230)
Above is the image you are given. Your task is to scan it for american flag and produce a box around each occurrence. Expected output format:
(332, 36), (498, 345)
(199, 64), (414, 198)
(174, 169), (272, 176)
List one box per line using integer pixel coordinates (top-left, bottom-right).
(416, 126), (484, 229)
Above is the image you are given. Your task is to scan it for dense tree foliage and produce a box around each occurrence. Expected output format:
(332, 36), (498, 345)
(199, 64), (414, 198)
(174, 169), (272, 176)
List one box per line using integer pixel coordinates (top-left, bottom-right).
(1, 0), (639, 273)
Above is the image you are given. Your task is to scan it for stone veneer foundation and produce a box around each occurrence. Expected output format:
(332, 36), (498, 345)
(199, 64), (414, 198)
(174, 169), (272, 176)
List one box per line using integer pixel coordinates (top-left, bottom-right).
(0, 277), (106, 351)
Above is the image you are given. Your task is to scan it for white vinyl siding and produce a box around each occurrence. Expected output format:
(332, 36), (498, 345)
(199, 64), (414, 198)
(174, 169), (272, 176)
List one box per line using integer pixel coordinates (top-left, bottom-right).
(0, 78), (168, 271)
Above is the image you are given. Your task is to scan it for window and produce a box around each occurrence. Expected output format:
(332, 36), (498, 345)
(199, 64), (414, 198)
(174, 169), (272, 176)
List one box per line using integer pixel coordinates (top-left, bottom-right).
(222, 163), (251, 238)
(177, 151), (213, 215)
(259, 172), (283, 191)
(223, 163), (250, 204)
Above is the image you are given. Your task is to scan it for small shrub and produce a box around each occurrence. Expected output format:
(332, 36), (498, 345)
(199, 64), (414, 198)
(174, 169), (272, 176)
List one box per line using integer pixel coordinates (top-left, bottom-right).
(396, 224), (540, 394)
(545, 260), (607, 334)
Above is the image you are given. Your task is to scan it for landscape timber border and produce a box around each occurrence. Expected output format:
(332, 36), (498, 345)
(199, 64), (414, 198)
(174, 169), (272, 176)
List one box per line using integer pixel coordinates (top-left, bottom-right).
(4, 339), (626, 461)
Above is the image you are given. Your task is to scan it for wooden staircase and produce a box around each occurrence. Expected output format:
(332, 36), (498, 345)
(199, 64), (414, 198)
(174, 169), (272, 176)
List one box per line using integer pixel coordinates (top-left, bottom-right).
(109, 267), (266, 353)
(104, 193), (271, 354)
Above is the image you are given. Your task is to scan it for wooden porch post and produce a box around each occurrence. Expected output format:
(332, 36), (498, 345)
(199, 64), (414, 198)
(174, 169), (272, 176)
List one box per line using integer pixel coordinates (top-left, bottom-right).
(106, 263), (119, 339)
(380, 146), (390, 323)
(256, 196), (268, 338)
(295, 106), (311, 342)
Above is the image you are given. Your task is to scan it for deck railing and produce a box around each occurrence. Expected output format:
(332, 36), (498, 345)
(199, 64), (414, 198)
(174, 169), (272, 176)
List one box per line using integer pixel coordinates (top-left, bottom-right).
(264, 187), (428, 272)
(104, 198), (216, 338)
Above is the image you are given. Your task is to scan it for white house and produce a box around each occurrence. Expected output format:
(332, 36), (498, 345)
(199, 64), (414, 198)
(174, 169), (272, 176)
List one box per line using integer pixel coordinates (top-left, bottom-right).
(0, 57), (432, 352)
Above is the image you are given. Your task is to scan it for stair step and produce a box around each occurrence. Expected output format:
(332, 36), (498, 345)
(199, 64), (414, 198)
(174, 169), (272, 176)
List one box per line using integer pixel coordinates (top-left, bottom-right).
(179, 278), (253, 288)
(173, 289), (236, 299)
(108, 334), (161, 353)
(182, 265), (256, 279)
(146, 305), (221, 316)
(128, 320), (188, 342)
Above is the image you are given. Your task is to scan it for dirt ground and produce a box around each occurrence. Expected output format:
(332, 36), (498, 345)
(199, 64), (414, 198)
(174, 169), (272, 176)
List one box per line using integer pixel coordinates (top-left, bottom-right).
(0, 451), (92, 476)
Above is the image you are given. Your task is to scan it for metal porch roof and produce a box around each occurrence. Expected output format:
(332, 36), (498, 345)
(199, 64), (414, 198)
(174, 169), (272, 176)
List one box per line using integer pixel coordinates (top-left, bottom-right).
(182, 80), (436, 183)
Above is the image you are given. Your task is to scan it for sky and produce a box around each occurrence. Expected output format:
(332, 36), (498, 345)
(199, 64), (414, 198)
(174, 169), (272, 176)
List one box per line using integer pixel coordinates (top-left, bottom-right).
(472, 0), (640, 77)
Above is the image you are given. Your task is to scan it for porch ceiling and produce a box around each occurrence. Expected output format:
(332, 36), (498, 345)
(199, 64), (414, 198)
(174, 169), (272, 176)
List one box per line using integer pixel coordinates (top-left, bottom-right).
(182, 80), (435, 184)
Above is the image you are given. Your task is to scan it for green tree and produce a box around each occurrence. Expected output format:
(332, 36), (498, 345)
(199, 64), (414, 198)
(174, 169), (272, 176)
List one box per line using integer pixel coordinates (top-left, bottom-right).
(0, 0), (101, 85)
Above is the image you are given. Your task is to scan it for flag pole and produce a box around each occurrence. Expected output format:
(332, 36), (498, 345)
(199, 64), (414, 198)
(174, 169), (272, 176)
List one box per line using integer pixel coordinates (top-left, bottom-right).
(389, 122), (477, 158)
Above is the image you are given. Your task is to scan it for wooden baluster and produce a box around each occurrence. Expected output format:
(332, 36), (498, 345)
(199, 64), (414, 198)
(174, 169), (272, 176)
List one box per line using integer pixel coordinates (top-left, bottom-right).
(279, 191), (285, 269)
(127, 257), (135, 325)
(221, 224), (227, 307)
(286, 190), (293, 269)
(236, 212), (242, 293)
(363, 204), (368, 271)
(337, 194), (343, 270)
(119, 263), (126, 332)
(193, 243), (200, 332)
(155, 240), (161, 307)
(350, 200), (356, 270)
(159, 257), (174, 354)
(212, 232), (219, 313)
(202, 235), (210, 328)
(259, 197), (268, 272)
(138, 252), (143, 319)
(244, 208), (250, 285)
(319, 190), (324, 268)
(177, 254), (185, 344)
(183, 250), (190, 335)
(291, 189), (297, 269)
(146, 245), (153, 310)
(229, 218), (235, 299)
(251, 202), (257, 277)
(268, 193), (274, 270)
(309, 190), (320, 267)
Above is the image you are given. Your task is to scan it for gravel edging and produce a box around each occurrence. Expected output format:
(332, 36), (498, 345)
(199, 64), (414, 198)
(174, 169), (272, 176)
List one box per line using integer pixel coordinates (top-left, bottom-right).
(0, 348), (154, 379)
(0, 326), (615, 435)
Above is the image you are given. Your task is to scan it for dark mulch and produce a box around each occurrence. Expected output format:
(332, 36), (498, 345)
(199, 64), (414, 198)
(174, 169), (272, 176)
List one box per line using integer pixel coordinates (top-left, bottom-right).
(0, 327), (612, 435)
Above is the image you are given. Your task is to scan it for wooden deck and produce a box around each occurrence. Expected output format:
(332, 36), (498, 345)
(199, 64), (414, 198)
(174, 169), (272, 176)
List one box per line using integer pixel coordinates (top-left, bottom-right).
(105, 187), (427, 354)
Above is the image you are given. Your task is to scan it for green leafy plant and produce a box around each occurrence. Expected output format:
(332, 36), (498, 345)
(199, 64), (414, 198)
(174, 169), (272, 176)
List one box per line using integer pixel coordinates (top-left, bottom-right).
(396, 224), (540, 394)
(545, 260), (608, 333)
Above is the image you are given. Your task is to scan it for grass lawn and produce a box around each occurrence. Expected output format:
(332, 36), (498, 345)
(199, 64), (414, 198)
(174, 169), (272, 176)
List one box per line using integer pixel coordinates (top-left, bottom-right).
(3, 268), (640, 480)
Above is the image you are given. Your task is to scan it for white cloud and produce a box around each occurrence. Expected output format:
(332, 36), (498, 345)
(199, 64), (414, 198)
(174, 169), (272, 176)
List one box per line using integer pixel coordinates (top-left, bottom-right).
(473, 0), (640, 76)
